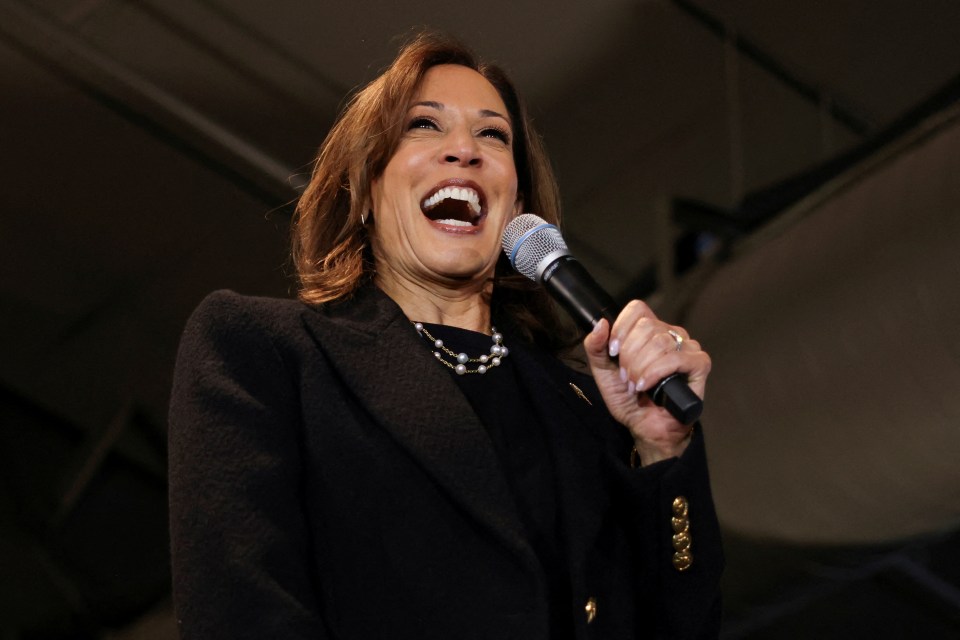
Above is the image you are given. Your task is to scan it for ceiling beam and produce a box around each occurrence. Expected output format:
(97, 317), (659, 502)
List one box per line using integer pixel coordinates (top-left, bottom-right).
(670, 0), (872, 137)
(0, 0), (300, 206)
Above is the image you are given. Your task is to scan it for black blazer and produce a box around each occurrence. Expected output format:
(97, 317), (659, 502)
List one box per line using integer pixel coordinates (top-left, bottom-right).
(168, 285), (723, 639)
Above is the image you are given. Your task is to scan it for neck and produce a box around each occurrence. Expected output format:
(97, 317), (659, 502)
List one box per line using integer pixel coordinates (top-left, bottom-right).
(375, 267), (494, 334)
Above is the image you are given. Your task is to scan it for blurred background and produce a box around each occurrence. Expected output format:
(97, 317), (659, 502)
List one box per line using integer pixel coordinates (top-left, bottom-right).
(2, 0), (960, 637)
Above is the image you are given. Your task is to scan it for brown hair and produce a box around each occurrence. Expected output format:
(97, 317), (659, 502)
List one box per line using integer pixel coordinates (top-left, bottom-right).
(291, 31), (574, 349)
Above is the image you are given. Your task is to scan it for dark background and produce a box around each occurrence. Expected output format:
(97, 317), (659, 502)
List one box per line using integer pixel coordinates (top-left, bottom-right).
(2, 1), (960, 637)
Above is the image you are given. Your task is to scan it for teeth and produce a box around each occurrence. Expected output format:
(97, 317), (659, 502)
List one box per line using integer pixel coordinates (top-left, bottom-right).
(435, 219), (474, 227)
(422, 186), (482, 216)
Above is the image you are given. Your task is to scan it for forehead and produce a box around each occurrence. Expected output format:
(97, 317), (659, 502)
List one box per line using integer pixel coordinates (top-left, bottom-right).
(413, 64), (508, 115)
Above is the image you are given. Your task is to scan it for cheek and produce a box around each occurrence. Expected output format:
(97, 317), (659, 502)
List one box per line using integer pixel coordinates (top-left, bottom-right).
(496, 158), (519, 198)
(370, 176), (385, 212)
(378, 155), (428, 209)
(388, 145), (430, 180)
(371, 176), (402, 221)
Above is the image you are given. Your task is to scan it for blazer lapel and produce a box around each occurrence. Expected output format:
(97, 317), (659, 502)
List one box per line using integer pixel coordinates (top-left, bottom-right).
(508, 344), (619, 580)
(299, 285), (536, 567)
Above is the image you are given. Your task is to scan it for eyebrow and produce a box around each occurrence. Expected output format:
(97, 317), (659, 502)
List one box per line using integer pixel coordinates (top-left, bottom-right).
(410, 101), (512, 126)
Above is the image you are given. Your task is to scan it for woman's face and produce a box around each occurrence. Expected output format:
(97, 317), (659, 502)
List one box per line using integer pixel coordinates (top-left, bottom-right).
(370, 64), (521, 290)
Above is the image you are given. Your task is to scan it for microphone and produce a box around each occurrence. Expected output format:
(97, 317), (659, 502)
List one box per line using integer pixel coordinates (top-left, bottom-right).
(502, 214), (703, 425)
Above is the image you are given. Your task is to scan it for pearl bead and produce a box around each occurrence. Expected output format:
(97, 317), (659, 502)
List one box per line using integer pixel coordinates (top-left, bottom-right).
(412, 322), (508, 377)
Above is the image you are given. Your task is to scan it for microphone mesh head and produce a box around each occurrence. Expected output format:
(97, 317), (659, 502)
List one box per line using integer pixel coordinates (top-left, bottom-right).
(501, 213), (569, 281)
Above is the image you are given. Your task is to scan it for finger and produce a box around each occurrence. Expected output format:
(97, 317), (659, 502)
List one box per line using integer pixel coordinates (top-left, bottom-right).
(608, 300), (658, 357)
(583, 318), (617, 372)
(616, 317), (676, 374)
(636, 350), (712, 398)
(620, 326), (705, 391)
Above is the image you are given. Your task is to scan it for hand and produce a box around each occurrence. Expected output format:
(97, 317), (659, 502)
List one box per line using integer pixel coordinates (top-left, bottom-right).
(583, 300), (711, 466)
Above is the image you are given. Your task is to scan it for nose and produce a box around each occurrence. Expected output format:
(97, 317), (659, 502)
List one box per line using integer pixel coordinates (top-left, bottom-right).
(442, 127), (481, 167)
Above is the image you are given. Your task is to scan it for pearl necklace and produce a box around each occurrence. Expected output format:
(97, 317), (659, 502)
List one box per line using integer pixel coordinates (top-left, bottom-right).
(413, 322), (509, 375)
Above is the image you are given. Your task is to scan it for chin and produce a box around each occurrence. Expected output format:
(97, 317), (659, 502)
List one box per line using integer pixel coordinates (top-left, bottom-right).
(427, 257), (495, 284)
(420, 243), (492, 272)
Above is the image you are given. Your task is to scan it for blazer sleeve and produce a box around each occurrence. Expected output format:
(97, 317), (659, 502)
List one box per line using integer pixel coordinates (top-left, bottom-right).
(611, 426), (724, 639)
(558, 363), (723, 638)
(168, 290), (331, 639)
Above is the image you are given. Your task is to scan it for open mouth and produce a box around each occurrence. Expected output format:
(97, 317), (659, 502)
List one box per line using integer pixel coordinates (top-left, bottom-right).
(420, 183), (485, 228)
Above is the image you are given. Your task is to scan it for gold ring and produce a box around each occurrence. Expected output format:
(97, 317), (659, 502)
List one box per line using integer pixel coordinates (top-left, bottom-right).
(667, 329), (684, 352)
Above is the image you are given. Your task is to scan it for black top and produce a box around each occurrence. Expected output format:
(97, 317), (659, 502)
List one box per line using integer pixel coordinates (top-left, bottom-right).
(418, 323), (574, 639)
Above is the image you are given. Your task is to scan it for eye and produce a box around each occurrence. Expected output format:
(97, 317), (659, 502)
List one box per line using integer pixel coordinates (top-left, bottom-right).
(407, 116), (439, 131)
(480, 126), (511, 144)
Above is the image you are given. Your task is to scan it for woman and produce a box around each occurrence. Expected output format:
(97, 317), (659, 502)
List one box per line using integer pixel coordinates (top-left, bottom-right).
(169, 32), (722, 639)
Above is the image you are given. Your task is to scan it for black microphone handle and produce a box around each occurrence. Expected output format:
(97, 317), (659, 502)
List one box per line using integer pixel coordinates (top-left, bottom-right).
(541, 256), (703, 425)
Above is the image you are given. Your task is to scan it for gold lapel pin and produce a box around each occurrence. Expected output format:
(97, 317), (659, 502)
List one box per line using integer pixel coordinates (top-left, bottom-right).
(568, 382), (592, 406)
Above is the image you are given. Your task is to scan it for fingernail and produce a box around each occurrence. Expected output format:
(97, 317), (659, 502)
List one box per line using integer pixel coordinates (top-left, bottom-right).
(619, 367), (628, 383)
(627, 380), (636, 395)
(608, 338), (620, 357)
(635, 378), (646, 392)
(591, 320), (604, 335)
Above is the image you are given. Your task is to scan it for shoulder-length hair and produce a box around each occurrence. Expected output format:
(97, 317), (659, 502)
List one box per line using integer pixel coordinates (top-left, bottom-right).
(291, 31), (574, 350)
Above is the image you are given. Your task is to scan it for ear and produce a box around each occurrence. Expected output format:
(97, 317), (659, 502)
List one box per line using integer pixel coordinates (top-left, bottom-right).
(512, 195), (524, 218)
(360, 188), (375, 226)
